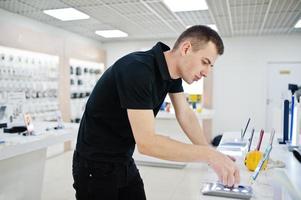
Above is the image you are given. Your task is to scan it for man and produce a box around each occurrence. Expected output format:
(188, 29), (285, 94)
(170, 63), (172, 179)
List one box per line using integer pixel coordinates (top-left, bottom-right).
(73, 25), (240, 200)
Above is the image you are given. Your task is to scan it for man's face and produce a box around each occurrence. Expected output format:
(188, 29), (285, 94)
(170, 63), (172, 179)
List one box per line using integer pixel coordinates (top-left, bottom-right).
(178, 41), (218, 84)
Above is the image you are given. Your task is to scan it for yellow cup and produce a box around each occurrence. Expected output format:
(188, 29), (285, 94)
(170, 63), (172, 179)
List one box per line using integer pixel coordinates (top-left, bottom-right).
(244, 150), (268, 171)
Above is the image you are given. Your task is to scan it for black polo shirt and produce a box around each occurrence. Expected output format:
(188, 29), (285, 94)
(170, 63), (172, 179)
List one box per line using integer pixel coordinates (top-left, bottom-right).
(75, 42), (183, 163)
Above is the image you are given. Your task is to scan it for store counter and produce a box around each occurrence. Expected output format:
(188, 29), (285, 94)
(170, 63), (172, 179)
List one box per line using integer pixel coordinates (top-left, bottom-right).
(0, 122), (78, 200)
(213, 131), (301, 199)
(167, 131), (301, 200)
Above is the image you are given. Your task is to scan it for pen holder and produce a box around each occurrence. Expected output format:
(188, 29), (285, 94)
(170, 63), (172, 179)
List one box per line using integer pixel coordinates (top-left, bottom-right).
(244, 150), (268, 171)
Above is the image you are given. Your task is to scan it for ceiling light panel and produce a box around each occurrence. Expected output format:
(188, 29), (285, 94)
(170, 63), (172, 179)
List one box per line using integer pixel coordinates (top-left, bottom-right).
(95, 30), (128, 38)
(43, 8), (90, 21)
(163, 0), (208, 12)
(294, 19), (301, 28)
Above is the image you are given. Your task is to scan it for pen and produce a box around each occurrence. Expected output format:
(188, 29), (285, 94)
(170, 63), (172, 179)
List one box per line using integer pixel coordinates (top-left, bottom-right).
(269, 128), (275, 146)
(256, 129), (264, 151)
(241, 129), (244, 140)
(248, 128), (255, 152)
(242, 118), (251, 140)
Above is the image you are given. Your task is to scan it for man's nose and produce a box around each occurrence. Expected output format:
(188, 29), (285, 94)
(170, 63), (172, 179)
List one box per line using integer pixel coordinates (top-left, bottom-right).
(201, 70), (209, 78)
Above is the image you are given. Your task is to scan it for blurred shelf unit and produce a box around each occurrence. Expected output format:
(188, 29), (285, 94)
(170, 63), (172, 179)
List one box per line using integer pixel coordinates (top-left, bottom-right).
(0, 45), (59, 122)
(160, 79), (204, 114)
(70, 58), (104, 123)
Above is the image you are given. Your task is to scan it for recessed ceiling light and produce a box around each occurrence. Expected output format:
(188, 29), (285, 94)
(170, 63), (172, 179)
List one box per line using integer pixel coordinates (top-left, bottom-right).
(163, 0), (208, 12)
(186, 24), (218, 32)
(294, 19), (301, 28)
(43, 8), (90, 21)
(95, 30), (128, 38)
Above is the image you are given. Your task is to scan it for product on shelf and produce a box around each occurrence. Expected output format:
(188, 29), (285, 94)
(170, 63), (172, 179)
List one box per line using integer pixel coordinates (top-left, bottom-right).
(0, 45), (59, 122)
(69, 58), (104, 123)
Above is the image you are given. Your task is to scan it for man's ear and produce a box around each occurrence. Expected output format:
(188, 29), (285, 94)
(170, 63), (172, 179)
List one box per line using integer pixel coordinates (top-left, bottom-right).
(180, 41), (192, 56)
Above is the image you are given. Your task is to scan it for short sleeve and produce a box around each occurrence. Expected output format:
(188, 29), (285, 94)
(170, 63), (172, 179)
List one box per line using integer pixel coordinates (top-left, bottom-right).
(114, 61), (153, 109)
(168, 78), (183, 93)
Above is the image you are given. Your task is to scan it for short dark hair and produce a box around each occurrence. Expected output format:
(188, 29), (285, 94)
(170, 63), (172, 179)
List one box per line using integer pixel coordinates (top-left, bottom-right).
(172, 25), (224, 55)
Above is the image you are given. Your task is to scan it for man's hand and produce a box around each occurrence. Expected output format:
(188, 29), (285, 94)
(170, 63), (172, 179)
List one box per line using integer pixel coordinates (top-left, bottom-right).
(208, 150), (240, 187)
(227, 155), (236, 162)
(127, 109), (240, 187)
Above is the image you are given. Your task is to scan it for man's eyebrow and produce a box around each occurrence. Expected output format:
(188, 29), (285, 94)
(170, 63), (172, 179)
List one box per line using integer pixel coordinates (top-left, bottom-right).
(203, 57), (213, 66)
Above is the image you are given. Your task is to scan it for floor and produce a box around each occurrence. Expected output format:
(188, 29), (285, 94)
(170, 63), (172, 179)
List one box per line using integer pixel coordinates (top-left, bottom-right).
(41, 150), (212, 200)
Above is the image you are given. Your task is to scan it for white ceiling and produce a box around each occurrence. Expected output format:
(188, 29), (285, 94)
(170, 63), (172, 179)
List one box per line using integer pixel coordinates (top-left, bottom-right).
(0, 0), (300, 42)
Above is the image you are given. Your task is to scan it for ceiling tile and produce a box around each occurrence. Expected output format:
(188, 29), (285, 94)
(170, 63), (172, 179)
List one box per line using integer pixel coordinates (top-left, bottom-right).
(0, 0), (300, 42)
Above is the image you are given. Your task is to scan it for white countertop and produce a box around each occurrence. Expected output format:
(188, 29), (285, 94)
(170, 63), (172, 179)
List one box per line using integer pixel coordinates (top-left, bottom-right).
(215, 131), (301, 199)
(153, 131), (301, 200)
(0, 122), (79, 161)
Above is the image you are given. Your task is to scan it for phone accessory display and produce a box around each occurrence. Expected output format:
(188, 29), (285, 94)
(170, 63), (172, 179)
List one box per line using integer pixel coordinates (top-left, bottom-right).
(0, 46), (59, 122)
(69, 59), (104, 123)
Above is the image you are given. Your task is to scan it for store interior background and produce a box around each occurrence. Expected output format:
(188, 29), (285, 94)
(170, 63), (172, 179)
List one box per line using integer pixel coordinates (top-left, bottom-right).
(1, 1), (301, 138)
(0, 0), (301, 199)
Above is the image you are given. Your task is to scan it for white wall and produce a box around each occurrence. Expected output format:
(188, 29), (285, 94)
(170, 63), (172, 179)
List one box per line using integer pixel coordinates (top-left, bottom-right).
(0, 8), (104, 59)
(215, 35), (301, 135)
(104, 39), (174, 67)
(103, 34), (301, 136)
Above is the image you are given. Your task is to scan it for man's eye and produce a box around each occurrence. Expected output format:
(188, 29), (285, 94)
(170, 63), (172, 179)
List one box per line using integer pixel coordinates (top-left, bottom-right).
(202, 60), (208, 65)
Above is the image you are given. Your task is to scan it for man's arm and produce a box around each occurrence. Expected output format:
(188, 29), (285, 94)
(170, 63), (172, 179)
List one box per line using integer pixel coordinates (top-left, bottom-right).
(169, 92), (208, 145)
(127, 109), (240, 186)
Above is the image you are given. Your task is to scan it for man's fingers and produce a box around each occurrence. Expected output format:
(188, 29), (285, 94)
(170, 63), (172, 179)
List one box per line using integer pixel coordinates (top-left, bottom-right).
(234, 168), (240, 184)
(227, 171), (235, 187)
(211, 151), (240, 187)
(222, 171), (228, 186)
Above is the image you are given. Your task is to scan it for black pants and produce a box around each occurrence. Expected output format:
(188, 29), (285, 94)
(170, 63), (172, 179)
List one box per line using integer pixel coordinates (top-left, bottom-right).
(72, 151), (147, 200)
